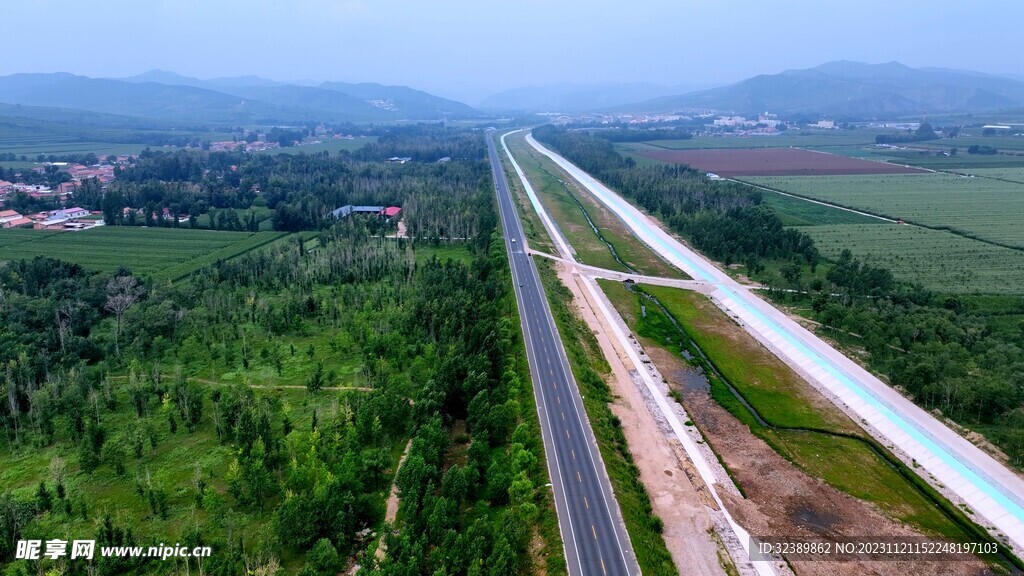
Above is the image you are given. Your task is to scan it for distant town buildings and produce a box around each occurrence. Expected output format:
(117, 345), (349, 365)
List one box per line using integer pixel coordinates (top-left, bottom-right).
(208, 140), (281, 152)
(713, 116), (753, 127)
(67, 163), (116, 182)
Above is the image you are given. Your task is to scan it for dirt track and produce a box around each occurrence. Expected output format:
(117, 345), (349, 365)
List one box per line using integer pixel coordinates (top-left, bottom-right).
(635, 148), (927, 176)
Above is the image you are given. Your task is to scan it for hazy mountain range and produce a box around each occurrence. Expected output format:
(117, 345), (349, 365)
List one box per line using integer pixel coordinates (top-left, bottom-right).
(614, 61), (1024, 117)
(0, 71), (482, 124)
(1, 62), (1023, 125)
(478, 81), (716, 112)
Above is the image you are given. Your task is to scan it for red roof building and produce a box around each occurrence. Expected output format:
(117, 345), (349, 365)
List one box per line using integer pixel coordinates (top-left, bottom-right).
(382, 206), (402, 218)
(2, 217), (32, 229)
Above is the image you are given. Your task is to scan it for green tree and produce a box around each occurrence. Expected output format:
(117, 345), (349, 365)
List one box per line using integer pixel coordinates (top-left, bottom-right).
(306, 362), (324, 394)
(35, 481), (52, 512)
(308, 538), (341, 575)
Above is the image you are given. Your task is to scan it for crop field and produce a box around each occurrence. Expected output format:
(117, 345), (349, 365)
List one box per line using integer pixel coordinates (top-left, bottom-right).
(633, 147), (927, 176)
(803, 224), (1024, 294)
(623, 130), (886, 150)
(759, 192), (881, 226)
(0, 227), (287, 279)
(800, 144), (896, 159)
(0, 120), (236, 158)
(928, 135), (1024, 152)
(744, 173), (1024, 248)
(958, 167), (1024, 183)
(880, 150), (1024, 170)
(0, 140), (170, 158)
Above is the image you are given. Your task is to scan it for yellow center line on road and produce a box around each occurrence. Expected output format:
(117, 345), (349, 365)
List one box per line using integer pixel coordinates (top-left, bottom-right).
(601, 557), (607, 575)
(592, 525), (598, 540)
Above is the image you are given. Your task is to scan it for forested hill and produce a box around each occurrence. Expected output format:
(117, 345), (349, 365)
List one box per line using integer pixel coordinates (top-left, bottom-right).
(0, 72), (485, 123)
(614, 61), (1024, 116)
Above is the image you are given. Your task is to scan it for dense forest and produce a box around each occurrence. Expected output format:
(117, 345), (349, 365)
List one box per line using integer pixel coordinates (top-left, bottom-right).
(0, 132), (559, 575)
(534, 124), (1024, 466)
(6, 125), (489, 237)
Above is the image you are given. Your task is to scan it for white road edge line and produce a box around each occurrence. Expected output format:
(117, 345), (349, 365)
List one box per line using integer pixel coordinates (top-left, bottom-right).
(502, 129), (772, 575)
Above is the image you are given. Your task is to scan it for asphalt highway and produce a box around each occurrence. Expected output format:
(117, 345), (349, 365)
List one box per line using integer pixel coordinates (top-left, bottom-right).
(486, 133), (638, 576)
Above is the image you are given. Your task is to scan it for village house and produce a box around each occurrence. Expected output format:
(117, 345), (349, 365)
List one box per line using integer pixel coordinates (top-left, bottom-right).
(2, 216), (32, 228)
(34, 207), (90, 229)
(0, 209), (33, 228)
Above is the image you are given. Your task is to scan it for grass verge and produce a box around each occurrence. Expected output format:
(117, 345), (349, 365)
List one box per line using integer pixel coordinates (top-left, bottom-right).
(507, 132), (686, 278)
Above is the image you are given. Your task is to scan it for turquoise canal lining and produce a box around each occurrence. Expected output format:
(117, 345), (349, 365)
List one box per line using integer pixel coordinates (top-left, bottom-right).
(560, 148), (1024, 524)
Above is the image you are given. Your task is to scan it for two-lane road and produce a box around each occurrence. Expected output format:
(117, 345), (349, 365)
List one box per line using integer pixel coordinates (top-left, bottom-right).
(486, 133), (639, 576)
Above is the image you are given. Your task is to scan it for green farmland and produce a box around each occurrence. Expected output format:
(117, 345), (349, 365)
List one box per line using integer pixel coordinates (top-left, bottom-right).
(619, 129), (886, 151)
(0, 227), (287, 280)
(744, 173), (1024, 248)
(882, 150), (1024, 170)
(958, 167), (1024, 183)
(760, 192), (881, 226)
(803, 224), (1024, 294)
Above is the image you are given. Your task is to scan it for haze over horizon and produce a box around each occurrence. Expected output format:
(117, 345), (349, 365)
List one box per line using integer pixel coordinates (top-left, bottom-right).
(2, 0), (1022, 104)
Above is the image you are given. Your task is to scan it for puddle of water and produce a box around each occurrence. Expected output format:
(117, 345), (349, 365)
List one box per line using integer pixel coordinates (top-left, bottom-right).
(675, 367), (710, 393)
(792, 505), (840, 535)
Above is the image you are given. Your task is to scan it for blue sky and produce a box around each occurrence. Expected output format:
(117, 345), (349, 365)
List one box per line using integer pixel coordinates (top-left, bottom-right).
(2, 0), (1020, 103)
